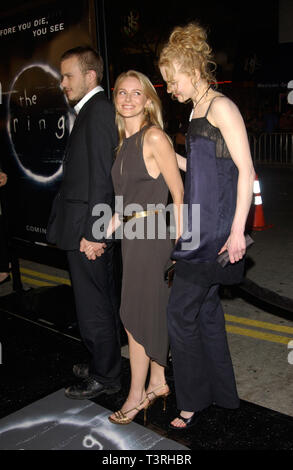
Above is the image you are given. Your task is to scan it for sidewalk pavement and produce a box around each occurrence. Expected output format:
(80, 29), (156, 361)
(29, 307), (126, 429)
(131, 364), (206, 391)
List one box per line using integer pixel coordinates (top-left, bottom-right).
(244, 165), (293, 305)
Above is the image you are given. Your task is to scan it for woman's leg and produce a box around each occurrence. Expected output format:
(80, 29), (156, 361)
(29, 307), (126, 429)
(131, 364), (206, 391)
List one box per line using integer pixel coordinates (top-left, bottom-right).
(199, 284), (239, 409)
(168, 275), (239, 428)
(146, 360), (169, 399)
(109, 329), (150, 421)
(167, 267), (212, 427)
(172, 285), (239, 428)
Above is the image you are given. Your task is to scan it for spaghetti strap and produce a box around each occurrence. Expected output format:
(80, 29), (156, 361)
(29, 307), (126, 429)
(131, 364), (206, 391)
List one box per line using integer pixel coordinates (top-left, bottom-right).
(204, 95), (225, 118)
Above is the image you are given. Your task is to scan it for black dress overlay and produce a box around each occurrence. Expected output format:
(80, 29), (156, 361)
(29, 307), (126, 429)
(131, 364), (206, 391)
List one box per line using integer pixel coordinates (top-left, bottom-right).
(111, 127), (173, 367)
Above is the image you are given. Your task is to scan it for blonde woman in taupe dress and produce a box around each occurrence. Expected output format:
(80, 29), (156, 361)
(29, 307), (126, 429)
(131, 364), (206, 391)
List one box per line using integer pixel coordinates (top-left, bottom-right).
(84, 70), (183, 424)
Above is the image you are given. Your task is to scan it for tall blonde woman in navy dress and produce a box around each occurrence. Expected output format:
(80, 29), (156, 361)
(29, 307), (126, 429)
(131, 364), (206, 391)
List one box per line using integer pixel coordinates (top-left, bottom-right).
(159, 23), (255, 429)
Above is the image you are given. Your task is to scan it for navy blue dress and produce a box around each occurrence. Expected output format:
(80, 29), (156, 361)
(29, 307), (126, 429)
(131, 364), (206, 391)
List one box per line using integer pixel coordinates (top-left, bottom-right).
(166, 97), (241, 412)
(172, 96), (245, 286)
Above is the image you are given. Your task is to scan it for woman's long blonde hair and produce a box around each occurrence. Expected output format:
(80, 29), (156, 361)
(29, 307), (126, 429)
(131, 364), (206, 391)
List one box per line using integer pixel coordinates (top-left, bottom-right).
(113, 70), (164, 153)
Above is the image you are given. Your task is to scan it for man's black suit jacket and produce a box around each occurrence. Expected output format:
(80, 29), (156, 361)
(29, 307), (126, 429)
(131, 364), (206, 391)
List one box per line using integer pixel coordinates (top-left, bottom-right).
(47, 91), (118, 251)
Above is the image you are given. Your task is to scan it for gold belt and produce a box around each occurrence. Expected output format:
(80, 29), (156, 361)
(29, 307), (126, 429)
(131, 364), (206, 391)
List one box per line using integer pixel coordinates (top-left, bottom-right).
(120, 209), (163, 222)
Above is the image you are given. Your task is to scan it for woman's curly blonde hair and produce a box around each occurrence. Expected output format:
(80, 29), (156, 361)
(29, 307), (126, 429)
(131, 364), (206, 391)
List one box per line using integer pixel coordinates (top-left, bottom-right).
(159, 22), (217, 87)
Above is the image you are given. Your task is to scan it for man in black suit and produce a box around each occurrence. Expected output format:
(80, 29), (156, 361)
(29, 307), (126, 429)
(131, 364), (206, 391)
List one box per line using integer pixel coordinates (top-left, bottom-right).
(0, 169), (10, 285)
(47, 46), (121, 399)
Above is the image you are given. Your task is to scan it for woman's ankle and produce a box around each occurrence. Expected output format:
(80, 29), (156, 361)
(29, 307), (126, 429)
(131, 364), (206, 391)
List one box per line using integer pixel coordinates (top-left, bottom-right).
(126, 389), (146, 404)
(180, 411), (194, 419)
(146, 381), (169, 394)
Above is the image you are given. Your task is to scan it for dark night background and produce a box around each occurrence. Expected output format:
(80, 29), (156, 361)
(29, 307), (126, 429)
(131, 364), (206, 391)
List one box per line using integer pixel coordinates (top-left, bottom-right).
(1, 0), (292, 136)
(102, 0), (292, 136)
(105, 0), (280, 83)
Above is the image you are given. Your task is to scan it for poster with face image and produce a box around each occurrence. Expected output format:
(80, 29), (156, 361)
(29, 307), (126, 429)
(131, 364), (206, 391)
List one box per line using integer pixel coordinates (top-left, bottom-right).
(0, 0), (97, 244)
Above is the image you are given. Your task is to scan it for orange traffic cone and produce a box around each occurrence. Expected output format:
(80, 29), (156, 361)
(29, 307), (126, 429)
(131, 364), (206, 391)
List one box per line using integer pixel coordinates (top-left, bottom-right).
(247, 174), (273, 231)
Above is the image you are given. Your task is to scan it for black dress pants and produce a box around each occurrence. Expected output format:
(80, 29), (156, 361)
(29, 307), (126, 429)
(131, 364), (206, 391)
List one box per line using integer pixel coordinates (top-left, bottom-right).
(167, 262), (239, 412)
(67, 244), (121, 386)
(0, 215), (10, 272)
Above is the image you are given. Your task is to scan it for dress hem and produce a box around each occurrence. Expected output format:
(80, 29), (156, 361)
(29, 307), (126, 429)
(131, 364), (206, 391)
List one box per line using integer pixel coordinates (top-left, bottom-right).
(121, 317), (168, 368)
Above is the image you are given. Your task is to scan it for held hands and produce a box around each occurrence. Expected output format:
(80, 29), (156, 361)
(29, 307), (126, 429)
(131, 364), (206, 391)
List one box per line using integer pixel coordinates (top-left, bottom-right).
(218, 231), (246, 264)
(80, 237), (107, 260)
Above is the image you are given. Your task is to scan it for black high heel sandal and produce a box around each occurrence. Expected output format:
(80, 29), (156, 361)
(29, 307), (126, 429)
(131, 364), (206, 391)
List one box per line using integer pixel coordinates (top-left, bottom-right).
(169, 412), (199, 430)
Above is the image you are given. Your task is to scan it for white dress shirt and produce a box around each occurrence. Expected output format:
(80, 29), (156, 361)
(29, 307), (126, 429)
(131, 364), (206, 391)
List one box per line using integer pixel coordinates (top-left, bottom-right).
(74, 86), (104, 114)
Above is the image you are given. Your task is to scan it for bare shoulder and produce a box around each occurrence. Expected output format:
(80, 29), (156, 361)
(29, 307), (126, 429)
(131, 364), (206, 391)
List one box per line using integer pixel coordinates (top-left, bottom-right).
(211, 94), (239, 115)
(144, 126), (169, 146)
(144, 126), (173, 160)
(209, 94), (242, 127)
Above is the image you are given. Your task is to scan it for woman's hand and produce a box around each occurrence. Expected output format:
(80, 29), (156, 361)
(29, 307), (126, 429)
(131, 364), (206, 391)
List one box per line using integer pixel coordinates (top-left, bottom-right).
(218, 231), (246, 264)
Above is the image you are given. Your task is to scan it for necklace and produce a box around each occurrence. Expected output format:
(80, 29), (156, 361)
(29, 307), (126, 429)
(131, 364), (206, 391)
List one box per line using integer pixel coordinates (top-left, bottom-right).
(193, 85), (211, 111)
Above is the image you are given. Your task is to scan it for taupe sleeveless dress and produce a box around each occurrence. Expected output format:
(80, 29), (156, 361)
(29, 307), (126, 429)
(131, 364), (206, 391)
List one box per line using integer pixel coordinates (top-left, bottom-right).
(111, 127), (172, 367)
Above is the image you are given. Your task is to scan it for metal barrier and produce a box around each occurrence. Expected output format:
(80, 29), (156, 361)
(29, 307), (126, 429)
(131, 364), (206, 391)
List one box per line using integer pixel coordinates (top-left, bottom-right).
(248, 132), (293, 165)
(172, 131), (293, 165)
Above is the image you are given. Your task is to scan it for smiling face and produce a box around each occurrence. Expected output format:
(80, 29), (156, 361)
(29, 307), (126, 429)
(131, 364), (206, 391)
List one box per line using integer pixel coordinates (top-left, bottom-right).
(60, 55), (92, 104)
(160, 61), (199, 104)
(114, 76), (151, 122)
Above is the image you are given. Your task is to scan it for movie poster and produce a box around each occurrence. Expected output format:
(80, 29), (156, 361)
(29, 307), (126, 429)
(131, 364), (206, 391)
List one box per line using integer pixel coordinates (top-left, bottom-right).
(0, 0), (96, 244)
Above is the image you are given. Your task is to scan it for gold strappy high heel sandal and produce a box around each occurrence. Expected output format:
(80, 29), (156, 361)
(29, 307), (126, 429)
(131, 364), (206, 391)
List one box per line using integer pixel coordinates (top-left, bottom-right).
(108, 397), (149, 425)
(146, 383), (171, 412)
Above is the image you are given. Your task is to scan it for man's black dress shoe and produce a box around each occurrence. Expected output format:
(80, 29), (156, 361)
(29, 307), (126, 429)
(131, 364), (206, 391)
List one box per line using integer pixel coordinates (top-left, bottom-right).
(168, 412), (199, 430)
(65, 377), (121, 400)
(72, 363), (90, 379)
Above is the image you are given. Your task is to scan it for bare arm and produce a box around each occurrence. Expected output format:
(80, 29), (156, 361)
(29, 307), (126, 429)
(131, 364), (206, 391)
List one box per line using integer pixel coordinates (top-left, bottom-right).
(209, 97), (255, 264)
(144, 128), (184, 240)
(176, 153), (187, 172)
(106, 211), (121, 238)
